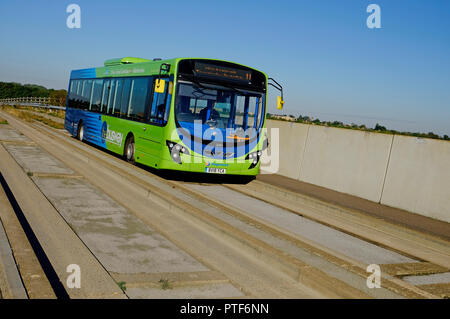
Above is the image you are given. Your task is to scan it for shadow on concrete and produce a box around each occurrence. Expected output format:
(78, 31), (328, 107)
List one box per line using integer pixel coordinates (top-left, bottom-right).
(0, 173), (69, 299)
(138, 164), (255, 185)
(80, 139), (254, 185)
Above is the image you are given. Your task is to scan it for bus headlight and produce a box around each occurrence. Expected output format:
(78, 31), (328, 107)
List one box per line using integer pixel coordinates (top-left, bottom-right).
(166, 140), (190, 164)
(246, 150), (262, 169)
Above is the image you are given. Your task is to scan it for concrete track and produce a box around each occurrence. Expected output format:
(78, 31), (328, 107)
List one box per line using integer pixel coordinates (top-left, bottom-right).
(0, 110), (449, 299)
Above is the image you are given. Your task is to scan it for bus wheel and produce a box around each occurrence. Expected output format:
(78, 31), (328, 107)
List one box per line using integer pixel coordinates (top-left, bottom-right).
(77, 122), (84, 141)
(124, 136), (135, 164)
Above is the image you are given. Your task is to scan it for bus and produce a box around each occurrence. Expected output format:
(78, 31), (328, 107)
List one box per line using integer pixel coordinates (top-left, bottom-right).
(64, 57), (284, 175)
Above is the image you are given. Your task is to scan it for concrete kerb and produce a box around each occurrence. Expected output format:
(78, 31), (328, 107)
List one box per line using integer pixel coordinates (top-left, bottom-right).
(0, 142), (127, 299)
(229, 180), (450, 268)
(0, 215), (28, 299)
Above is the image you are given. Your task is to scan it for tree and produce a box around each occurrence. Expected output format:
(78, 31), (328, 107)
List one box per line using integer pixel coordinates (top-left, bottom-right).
(374, 123), (386, 131)
(0, 81), (67, 105)
(49, 89), (67, 106)
(426, 132), (439, 139)
(331, 121), (343, 127)
(0, 81), (52, 99)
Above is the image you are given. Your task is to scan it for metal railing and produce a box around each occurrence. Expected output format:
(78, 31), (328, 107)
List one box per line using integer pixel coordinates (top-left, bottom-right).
(0, 97), (66, 110)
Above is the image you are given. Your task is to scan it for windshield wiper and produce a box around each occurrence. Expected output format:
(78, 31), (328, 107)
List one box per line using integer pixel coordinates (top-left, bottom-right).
(191, 78), (246, 95)
(217, 83), (247, 95)
(191, 78), (210, 90)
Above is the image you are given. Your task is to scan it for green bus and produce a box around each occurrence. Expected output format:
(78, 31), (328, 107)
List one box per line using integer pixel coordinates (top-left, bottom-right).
(64, 57), (284, 175)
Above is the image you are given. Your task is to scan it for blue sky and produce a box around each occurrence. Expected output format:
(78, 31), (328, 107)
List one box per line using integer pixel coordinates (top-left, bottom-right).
(0, 0), (449, 135)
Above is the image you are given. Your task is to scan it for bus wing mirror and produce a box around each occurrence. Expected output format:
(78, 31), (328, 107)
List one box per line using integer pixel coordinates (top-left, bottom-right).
(268, 77), (285, 110)
(155, 79), (166, 93)
(277, 96), (284, 110)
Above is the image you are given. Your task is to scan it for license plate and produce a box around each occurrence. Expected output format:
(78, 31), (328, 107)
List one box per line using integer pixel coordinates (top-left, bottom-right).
(205, 167), (226, 174)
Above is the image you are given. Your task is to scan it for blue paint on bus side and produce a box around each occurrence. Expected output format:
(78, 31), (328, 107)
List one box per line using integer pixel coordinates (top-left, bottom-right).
(70, 68), (96, 79)
(64, 107), (78, 136)
(82, 111), (107, 148)
(64, 107), (107, 149)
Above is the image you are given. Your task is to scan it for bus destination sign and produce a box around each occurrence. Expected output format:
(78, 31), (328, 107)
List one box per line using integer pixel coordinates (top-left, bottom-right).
(194, 62), (252, 83)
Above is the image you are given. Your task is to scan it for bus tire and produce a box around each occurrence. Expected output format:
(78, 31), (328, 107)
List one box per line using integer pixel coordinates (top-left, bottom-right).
(77, 121), (84, 141)
(124, 135), (135, 164)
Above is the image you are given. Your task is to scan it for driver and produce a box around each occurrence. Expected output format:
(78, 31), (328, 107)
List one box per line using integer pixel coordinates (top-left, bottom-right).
(199, 106), (220, 123)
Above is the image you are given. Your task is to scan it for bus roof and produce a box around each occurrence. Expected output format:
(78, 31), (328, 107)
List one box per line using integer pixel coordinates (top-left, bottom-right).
(70, 57), (267, 80)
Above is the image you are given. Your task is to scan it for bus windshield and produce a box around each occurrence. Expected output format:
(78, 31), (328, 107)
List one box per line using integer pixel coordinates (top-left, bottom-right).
(175, 81), (265, 131)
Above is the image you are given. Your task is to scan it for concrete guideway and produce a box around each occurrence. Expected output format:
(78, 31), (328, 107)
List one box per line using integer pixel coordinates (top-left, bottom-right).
(30, 176), (243, 299)
(222, 181), (450, 297)
(0, 127), (126, 299)
(0, 175), (55, 299)
(31, 175), (244, 298)
(169, 183), (405, 298)
(224, 179), (450, 298)
(224, 180), (450, 269)
(0, 112), (436, 296)
(0, 113), (320, 298)
(22, 120), (378, 298)
(172, 182), (446, 298)
(0, 117), (247, 299)
(0, 121), (244, 299)
(0, 118), (424, 297)
(33, 177), (208, 275)
(0, 110), (448, 298)
(189, 184), (417, 265)
(256, 174), (450, 241)
(4, 144), (74, 176)
(0, 209), (27, 299)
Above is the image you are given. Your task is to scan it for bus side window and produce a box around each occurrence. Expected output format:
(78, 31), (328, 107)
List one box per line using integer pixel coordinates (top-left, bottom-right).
(100, 80), (110, 114)
(81, 80), (93, 110)
(75, 79), (83, 108)
(113, 79), (123, 117)
(128, 77), (150, 122)
(90, 79), (103, 113)
(120, 78), (132, 118)
(68, 80), (79, 108)
(107, 79), (117, 115)
(78, 80), (86, 109)
(149, 78), (168, 124)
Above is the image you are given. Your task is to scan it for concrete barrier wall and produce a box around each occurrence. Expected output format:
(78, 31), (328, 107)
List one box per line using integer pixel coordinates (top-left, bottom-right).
(263, 119), (450, 223)
(380, 135), (450, 223)
(299, 125), (393, 203)
(265, 120), (309, 179)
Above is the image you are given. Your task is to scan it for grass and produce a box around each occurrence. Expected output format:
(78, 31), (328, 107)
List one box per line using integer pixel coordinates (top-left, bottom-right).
(117, 281), (127, 291)
(0, 117), (7, 124)
(12, 105), (65, 119)
(1, 105), (65, 129)
(159, 278), (171, 290)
